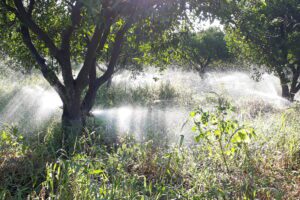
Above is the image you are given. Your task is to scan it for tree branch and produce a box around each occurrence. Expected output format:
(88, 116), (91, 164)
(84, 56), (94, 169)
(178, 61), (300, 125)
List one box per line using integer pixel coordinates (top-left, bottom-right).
(75, 23), (106, 91)
(20, 25), (67, 103)
(295, 83), (300, 93)
(13, 0), (61, 59)
(291, 65), (300, 93)
(95, 20), (133, 88)
(60, 1), (83, 88)
(61, 1), (82, 52)
(81, 19), (133, 113)
(83, 23), (112, 89)
(81, 18), (132, 113)
(27, 0), (35, 16)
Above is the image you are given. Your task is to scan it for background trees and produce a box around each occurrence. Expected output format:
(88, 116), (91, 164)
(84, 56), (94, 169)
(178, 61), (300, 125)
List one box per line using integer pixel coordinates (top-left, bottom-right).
(179, 27), (232, 76)
(1, 0), (299, 151)
(222, 0), (300, 100)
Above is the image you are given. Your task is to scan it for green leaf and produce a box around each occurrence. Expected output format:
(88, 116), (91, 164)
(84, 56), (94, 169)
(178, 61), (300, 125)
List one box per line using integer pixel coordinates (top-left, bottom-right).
(104, 43), (109, 50)
(191, 126), (197, 132)
(195, 135), (201, 142)
(190, 111), (196, 117)
(89, 169), (104, 175)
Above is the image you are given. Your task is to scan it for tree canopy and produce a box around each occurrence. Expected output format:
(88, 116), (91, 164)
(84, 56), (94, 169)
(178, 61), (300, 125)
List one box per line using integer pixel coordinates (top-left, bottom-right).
(178, 27), (232, 75)
(222, 0), (300, 100)
(0, 0), (220, 147)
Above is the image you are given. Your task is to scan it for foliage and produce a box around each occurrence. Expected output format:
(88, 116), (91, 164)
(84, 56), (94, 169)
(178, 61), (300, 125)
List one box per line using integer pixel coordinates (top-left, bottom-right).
(95, 81), (179, 107)
(0, 0), (197, 137)
(222, 0), (300, 100)
(191, 98), (256, 172)
(0, 126), (28, 158)
(1, 104), (300, 199)
(178, 27), (233, 74)
(1, 1), (300, 199)
(0, 126), (47, 199)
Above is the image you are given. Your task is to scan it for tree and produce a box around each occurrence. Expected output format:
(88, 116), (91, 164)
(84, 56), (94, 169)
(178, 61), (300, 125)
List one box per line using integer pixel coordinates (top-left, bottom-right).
(179, 27), (232, 75)
(0, 0), (219, 147)
(0, 0), (191, 146)
(220, 0), (300, 100)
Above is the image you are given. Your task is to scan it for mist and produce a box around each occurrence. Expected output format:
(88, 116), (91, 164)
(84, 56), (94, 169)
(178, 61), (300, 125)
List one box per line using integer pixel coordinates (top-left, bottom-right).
(0, 67), (292, 143)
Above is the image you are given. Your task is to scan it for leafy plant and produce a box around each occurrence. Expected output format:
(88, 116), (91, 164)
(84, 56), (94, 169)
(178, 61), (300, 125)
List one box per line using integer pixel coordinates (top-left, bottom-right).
(0, 126), (28, 157)
(191, 98), (256, 172)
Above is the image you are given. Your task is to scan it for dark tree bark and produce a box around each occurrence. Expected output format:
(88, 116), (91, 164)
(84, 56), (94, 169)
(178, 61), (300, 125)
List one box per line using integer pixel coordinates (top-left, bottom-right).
(194, 57), (211, 78)
(277, 66), (300, 101)
(275, 16), (300, 101)
(281, 83), (291, 100)
(106, 76), (113, 88)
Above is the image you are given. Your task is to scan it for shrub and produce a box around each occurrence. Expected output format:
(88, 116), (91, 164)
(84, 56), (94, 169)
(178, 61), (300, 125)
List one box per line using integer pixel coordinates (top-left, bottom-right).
(191, 99), (256, 172)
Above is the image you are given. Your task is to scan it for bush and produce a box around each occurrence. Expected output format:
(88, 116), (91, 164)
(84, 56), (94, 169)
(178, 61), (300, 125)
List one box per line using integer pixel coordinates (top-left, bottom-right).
(191, 99), (256, 172)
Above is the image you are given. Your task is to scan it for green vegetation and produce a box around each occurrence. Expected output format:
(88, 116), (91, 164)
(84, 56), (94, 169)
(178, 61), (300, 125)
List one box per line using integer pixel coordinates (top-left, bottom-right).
(1, 98), (300, 199)
(178, 28), (233, 75)
(0, 0), (300, 199)
(95, 81), (179, 107)
(223, 0), (300, 100)
(0, 0), (191, 143)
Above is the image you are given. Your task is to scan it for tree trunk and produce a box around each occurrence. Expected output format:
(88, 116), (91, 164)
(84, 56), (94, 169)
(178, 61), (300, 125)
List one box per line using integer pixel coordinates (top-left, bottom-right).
(281, 83), (291, 100)
(106, 76), (112, 88)
(289, 86), (299, 102)
(277, 70), (294, 101)
(280, 77), (299, 101)
(290, 93), (295, 102)
(195, 64), (207, 79)
(289, 67), (300, 102)
(61, 101), (85, 152)
(195, 57), (210, 78)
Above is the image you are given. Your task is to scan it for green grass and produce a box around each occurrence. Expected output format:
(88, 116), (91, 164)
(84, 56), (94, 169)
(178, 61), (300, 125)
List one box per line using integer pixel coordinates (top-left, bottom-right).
(95, 81), (180, 108)
(0, 100), (300, 199)
(0, 70), (299, 199)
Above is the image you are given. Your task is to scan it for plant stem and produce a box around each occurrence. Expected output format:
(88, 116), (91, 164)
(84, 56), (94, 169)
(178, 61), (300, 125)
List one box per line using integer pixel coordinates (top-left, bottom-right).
(218, 139), (229, 173)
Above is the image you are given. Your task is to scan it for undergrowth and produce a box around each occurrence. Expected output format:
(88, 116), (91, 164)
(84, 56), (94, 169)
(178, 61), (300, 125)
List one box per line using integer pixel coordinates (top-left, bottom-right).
(0, 99), (299, 199)
(95, 81), (179, 107)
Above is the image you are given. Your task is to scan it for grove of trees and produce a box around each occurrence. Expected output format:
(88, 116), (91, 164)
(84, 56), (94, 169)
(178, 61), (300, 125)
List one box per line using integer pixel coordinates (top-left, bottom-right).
(0, 0), (194, 145)
(0, 0), (299, 145)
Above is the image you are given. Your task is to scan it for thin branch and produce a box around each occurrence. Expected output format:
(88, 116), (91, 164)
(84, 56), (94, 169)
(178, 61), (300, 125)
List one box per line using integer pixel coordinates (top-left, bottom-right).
(27, 0), (35, 16)
(13, 0), (61, 59)
(295, 83), (300, 93)
(61, 1), (82, 52)
(96, 63), (108, 73)
(95, 19), (133, 88)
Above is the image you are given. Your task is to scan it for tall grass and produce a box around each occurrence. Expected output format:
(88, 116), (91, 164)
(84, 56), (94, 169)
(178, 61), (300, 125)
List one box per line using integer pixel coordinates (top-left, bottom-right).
(1, 100), (299, 199)
(0, 69), (299, 199)
(95, 81), (179, 108)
